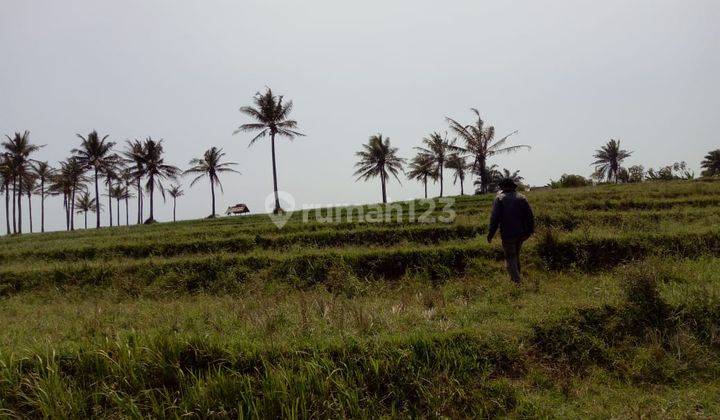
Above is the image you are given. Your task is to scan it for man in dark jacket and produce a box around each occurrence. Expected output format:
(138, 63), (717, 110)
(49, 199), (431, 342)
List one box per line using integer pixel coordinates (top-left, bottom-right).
(486, 178), (535, 283)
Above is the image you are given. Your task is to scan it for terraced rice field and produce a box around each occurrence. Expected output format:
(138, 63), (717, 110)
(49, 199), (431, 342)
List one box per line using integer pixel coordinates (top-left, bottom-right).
(1, 179), (720, 417)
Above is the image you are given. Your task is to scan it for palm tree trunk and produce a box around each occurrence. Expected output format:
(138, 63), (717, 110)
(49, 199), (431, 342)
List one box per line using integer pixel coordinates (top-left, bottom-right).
(439, 164), (444, 197)
(108, 184), (113, 227)
(40, 181), (45, 233)
(137, 178), (142, 224)
(125, 197), (129, 226)
(11, 178), (16, 234)
(116, 197), (121, 224)
(210, 179), (216, 217)
(478, 158), (487, 194)
(27, 191), (32, 233)
(63, 193), (69, 231)
(94, 168), (100, 228)
(173, 197), (177, 222)
(71, 186), (76, 231)
(381, 171), (387, 204)
(460, 175), (465, 195)
(423, 176), (428, 199)
(16, 178), (22, 234)
(4, 183), (10, 235)
(84, 211), (87, 229)
(270, 133), (281, 213)
(148, 176), (155, 222)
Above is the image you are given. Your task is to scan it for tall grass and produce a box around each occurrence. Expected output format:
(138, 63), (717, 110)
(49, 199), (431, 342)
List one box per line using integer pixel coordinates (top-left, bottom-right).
(1, 180), (720, 417)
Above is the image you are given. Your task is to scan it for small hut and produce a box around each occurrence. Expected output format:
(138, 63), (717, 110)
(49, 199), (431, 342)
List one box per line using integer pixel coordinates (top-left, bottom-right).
(226, 203), (250, 216)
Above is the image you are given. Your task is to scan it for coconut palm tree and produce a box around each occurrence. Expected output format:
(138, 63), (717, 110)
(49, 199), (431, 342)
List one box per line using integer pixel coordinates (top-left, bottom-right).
(445, 153), (471, 195)
(701, 149), (720, 177)
(354, 134), (405, 204)
(415, 132), (454, 197)
(109, 184), (133, 226)
(32, 161), (54, 233)
(49, 163), (74, 231)
(123, 140), (145, 224)
(447, 109), (527, 194)
(501, 168), (523, 183)
(592, 139), (633, 183)
(234, 88), (304, 214)
(406, 153), (436, 199)
(133, 138), (179, 224)
(2, 131), (42, 234)
(75, 192), (98, 229)
(73, 131), (114, 228)
(167, 185), (184, 222)
(184, 147), (240, 218)
(52, 158), (87, 231)
(478, 167), (524, 193)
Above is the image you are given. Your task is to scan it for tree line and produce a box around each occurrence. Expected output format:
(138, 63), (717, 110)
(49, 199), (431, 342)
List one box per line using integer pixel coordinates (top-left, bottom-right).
(354, 108), (531, 203)
(1, 87), (301, 235)
(3, 86), (719, 235)
(0, 132), (241, 235)
(549, 139), (720, 187)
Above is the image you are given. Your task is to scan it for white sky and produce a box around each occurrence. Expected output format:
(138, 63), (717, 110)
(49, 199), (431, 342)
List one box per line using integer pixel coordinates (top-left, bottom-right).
(2, 0), (719, 231)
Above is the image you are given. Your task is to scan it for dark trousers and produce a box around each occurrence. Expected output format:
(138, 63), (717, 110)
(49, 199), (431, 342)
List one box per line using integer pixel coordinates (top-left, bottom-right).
(501, 237), (524, 283)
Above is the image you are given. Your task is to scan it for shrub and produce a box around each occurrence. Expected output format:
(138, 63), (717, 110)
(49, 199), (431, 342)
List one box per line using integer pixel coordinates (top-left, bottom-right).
(548, 174), (592, 189)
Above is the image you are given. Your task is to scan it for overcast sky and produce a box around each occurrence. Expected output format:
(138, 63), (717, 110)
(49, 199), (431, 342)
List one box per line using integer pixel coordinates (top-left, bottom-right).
(2, 0), (719, 231)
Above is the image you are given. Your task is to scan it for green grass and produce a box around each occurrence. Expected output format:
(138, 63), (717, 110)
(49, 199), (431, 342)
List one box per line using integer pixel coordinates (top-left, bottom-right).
(1, 179), (719, 417)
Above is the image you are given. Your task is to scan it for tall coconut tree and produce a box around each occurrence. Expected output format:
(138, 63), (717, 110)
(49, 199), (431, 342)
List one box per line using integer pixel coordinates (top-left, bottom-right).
(167, 185), (184, 222)
(445, 153), (471, 195)
(701, 149), (720, 177)
(447, 109), (527, 194)
(592, 139), (633, 183)
(354, 134), (405, 204)
(2, 131), (42, 234)
(134, 138), (179, 224)
(123, 140), (145, 224)
(108, 185), (121, 225)
(184, 147), (240, 218)
(32, 161), (54, 233)
(73, 131), (114, 228)
(415, 132), (454, 197)
(75, 192), (98, 230)
(478, 167), (524, 193)
(52, 158), (87, 231)
(406, 153), (436, 199)
(109, 184), (132, 226)
(234, 88), (304, 214)
(49, 163), (74, 231)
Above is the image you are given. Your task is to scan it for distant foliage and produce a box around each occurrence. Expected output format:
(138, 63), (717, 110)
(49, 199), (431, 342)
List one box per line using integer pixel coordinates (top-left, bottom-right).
(406, 153), (436, 199)
(591, 139), (632, 183)
(548, 174), (592, 189)
(447, 109), (528, 194)
(701, 149), (720, 177)
(477, 166), (525, 193)
(615, 165), (644, 183)
(354, 134), (405, 204)
(646, 162), (694, 181)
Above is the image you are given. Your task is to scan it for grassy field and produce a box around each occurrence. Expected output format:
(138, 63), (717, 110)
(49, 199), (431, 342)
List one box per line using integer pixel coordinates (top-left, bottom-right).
(1, 180), (720, 418)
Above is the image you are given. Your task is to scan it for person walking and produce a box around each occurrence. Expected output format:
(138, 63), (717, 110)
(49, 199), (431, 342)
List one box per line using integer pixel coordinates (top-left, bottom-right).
(486, 178), (535, 283)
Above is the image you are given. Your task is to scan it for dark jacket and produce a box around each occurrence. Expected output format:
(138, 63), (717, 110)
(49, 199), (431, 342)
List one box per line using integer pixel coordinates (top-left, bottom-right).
(488, 191), (535, 240)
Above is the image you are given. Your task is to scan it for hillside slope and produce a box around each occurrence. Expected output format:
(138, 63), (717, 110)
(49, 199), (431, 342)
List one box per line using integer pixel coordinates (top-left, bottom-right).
(1, 180), (719, 417)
